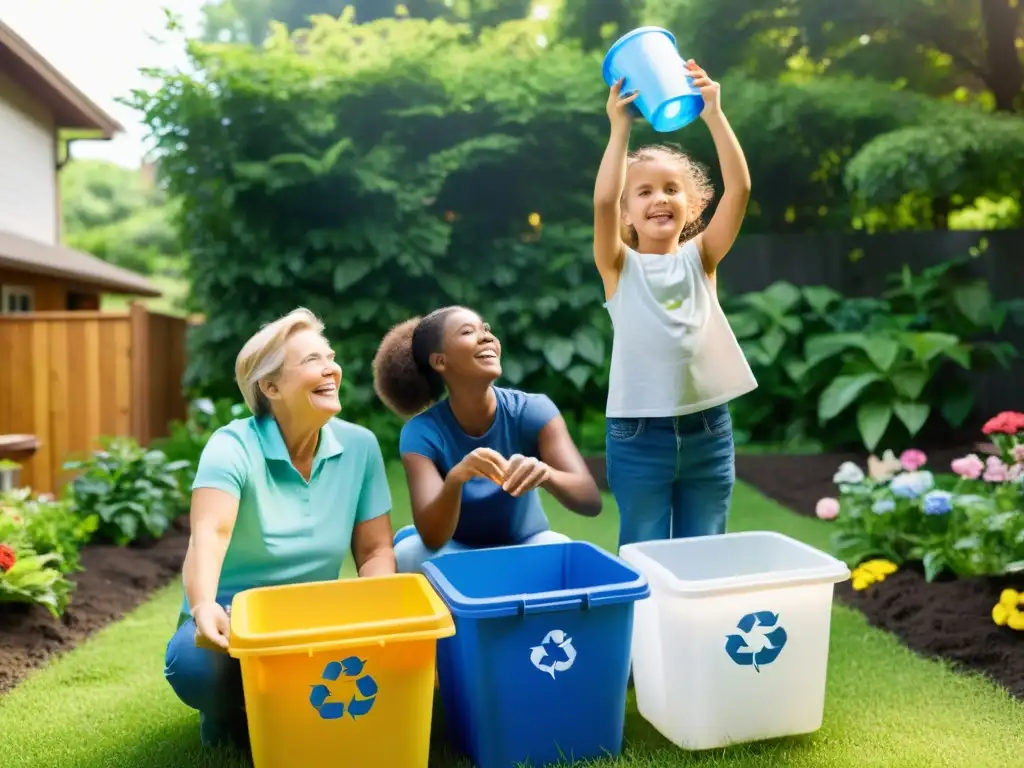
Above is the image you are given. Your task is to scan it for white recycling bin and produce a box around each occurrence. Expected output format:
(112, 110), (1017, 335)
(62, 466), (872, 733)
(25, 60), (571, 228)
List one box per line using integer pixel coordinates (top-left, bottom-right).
(618, 531), (850, 751)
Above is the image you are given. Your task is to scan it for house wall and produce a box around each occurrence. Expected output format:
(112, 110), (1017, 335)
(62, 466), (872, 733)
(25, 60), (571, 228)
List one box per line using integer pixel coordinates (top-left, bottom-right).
(0, 266), (100, 311)
(0, 70), (57, 245)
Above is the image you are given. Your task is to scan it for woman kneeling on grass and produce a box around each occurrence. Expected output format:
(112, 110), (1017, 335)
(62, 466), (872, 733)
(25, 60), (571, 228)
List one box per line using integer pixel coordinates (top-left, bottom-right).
(372, 305), (602, 573)
(164, 307), (396, 751)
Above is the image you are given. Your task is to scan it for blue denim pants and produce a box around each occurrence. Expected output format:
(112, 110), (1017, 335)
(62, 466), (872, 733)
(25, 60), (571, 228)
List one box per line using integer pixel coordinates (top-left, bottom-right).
(605, 403), (735, 549)
(164, 608), (249, 751)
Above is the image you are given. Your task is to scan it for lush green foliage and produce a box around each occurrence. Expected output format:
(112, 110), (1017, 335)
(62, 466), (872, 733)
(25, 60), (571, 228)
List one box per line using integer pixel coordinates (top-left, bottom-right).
(725, 256), (1020, 451)
(65, 438), (192, 547)
(821, 415), (1024, 582)
(0, 489), (94, 618)
(130, 13), (1014, 456)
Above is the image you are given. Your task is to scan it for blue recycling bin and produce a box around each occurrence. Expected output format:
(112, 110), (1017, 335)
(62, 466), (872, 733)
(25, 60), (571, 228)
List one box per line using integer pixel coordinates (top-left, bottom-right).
(421, 541), (650, 768)
(602, 26), (704, 132)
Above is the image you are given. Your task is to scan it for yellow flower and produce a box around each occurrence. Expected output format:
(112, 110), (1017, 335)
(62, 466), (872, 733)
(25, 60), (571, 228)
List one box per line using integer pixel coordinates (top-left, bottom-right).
(528, 212), (542, 228)
(395, 3), (409, 17)
(852, 574), (873, 590)
(992, 589), (1024, 630)
(861, 559), (898, 577)
(992, 603), (1010, 626)
(1009, 611), (1024, 631)
(999, 588), (1019, 609)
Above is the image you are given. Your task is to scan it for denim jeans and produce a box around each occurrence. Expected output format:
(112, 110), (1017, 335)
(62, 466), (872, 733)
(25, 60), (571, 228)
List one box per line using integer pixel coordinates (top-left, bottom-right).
(164, 608), (249, 751)
(605, 403), (735, 549)
(393, 524), (571, 573)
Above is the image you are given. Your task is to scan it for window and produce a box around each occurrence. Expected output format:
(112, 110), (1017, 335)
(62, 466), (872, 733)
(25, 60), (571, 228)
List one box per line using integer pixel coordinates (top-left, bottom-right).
(1, 285), (34, 314)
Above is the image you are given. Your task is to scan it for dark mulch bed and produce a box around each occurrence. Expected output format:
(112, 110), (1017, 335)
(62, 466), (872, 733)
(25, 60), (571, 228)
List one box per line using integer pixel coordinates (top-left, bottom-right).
(837, 567), (1023, 699)
(0, 520), (190, 694)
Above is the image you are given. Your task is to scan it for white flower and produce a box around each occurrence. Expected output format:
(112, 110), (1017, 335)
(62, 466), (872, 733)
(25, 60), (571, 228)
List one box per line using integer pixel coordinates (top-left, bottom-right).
(833, 461), (865, 485)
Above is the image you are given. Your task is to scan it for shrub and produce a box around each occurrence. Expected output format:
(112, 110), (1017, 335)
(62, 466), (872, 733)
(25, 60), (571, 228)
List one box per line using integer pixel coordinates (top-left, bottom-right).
(818, 413), (1024, 582)
(0, 488), (97, 574)
(0, 545), (74, 619)
(65, 437), (192, 547)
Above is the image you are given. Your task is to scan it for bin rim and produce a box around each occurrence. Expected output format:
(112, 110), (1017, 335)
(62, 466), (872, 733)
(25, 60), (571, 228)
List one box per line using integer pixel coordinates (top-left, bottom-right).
(225, 573), (455, 658)
(601, 26), (677, 87)
(618, 531), (851, 599)
(421, 540), (650, 619)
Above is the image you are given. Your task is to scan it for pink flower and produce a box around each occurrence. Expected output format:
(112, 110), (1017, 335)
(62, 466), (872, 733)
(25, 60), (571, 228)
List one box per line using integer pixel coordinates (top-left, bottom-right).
(1008, 464), (1024, 483)
(1013, 444), (1024, 464)
(899, 449), (927, 471)
(815, 497), (840, 520)
(951, 453), (985, 480)
(983, 456), (1008, 483)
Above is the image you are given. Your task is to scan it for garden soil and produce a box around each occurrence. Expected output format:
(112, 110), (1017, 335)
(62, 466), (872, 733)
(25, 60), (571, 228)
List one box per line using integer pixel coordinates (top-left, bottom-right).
(0, 520), (190, 694)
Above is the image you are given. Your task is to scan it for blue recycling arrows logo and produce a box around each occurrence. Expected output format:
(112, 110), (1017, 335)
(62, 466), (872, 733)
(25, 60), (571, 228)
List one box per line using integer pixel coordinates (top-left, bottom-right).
(724, 611), (787, 672)
(308, 656), (378, 721)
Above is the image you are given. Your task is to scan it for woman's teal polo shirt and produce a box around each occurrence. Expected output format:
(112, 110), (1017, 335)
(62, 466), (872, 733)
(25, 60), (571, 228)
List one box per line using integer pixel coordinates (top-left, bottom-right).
(178, 414), (392, 624)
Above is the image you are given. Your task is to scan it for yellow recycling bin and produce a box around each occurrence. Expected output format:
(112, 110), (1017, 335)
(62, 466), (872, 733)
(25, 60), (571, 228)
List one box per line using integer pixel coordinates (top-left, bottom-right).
(227, 574), (455, 768)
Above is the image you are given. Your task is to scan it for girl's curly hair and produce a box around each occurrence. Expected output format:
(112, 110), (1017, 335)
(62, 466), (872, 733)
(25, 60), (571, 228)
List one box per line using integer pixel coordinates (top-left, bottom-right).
(621, 144), (715, 248)
(372, 306), (463, 419)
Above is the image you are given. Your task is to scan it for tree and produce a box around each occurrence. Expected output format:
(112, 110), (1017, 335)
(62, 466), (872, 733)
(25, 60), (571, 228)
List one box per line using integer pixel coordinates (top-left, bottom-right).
(669, 0), (1023, 112)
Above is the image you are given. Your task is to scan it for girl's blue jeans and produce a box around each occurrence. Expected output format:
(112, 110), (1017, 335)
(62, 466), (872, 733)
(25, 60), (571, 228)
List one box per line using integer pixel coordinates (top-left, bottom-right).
(605, 403), (735, 549)
(164, 607), (249, 751)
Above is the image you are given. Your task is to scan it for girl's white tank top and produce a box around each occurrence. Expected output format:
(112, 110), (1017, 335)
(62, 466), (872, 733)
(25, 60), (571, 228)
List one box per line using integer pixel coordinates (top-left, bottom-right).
(604, 240), (757, 418)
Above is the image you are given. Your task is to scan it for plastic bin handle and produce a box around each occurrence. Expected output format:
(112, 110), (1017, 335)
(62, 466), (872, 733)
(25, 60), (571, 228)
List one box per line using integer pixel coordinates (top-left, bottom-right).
(519, 594), (590, 615)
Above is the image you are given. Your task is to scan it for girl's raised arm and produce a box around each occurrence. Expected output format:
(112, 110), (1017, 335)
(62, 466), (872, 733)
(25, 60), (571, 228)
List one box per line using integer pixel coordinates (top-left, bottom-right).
(688, 62), (751, 276)
(593, 79), (639, 301)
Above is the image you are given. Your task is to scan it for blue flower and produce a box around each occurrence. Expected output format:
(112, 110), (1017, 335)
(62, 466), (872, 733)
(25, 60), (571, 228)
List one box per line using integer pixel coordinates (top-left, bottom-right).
(889, 471), (934, 499)
(871, 499), (896, 514)
(922, 490), (953, 516)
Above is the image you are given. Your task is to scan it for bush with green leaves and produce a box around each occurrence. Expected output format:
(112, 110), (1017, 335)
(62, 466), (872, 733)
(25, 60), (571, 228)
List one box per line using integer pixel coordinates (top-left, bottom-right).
(153, 398), (250, 485)
(130, 12), (991, 455)
(0, 487), (98, 575)
(724, 255), (1020, 452)
(65, 438), (192, 547)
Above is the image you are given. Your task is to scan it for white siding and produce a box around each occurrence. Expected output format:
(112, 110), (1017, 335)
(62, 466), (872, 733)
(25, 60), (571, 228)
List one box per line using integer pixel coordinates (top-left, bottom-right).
(0, 71), (56, 245)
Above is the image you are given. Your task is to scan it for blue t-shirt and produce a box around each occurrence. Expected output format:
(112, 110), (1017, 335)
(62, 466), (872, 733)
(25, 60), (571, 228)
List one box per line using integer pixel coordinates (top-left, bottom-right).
(398, 386), (560, 547)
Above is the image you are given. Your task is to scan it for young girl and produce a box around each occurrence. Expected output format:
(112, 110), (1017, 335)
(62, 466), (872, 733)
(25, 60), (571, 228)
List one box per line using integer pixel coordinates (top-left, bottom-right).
(594, 60), (757, 549)
(372, 305), (602, 573)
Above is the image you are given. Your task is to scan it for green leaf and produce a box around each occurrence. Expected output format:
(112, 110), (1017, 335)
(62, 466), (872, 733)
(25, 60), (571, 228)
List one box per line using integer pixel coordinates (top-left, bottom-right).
(760, 326), (787, 364)
(565, 365), (590, 390)
(940, 388), (975, 428)
(951, 279), (992, 328)
(943, 345), (971, 369)
(543, 338), (574, 372)
(890, 367), (929, 400)
(726, 311), (760, 339)
(893, 402), (930, 436)
(802, 285), (842, 314)
(922, 551), (947, 582)
(332, 258), (373, 292)
(572, 327), (605, 367)
(856, 401), (893, 451)
(818, 373), (882, 422)
(501, 357), (525, 384)
(900, 332), (960, 363)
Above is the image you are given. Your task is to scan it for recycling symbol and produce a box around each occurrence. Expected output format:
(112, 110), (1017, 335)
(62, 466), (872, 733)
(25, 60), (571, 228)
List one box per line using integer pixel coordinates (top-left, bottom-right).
(529, 629), (576, 679)
(308, 656), (378, 720)
(724, 611), (787, 672)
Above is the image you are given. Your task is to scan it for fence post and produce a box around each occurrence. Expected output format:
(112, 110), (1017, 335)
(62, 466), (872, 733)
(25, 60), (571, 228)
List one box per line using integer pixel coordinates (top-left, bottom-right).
(129, 302), (151, 446)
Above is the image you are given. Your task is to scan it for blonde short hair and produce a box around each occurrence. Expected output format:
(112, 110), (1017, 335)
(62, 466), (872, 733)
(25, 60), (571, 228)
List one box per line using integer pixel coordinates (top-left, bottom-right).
(235, 307), (325, 417)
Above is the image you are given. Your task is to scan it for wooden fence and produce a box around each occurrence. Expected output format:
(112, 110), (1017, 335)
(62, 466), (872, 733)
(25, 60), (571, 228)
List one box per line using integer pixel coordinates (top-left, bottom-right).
(0, 303), (188, 493)
(718, 229), (1024, 420)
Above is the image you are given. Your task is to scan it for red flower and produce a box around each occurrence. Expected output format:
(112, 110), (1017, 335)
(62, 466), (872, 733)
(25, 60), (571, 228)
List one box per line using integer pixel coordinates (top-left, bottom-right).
(0, 544), (16, 572)
(981, 411), (1024, 436)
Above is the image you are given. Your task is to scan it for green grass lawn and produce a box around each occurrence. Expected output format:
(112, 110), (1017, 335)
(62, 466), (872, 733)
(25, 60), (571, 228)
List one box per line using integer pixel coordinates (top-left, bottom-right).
(1, 467), (1020, 768)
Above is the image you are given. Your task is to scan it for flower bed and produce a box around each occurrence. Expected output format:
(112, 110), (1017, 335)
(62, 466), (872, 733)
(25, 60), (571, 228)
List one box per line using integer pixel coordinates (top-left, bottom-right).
(811, 411), (1024, 697)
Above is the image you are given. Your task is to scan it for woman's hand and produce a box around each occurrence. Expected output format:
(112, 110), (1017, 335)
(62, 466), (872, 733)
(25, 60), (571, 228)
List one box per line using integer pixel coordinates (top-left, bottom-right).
(451, 447), (509, 486)
(686, 60), (721, 117)
(502, 454), (552, 497)
(606, 77), (640, 132)
(192, 601), (231, 650)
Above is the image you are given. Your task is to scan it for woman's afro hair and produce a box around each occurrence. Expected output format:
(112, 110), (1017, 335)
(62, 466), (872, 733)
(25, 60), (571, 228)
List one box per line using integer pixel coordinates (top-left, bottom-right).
(373, 317), (430, 419)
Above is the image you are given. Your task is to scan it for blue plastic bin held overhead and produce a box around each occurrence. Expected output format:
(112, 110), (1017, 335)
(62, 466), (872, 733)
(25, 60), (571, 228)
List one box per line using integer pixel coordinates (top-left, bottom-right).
(422, 541), (650, 768)
(602, 26), (704, 132)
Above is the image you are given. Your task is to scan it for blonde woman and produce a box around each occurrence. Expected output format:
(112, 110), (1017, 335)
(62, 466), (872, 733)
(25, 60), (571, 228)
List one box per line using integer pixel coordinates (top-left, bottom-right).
(163, 308), (395, 750)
